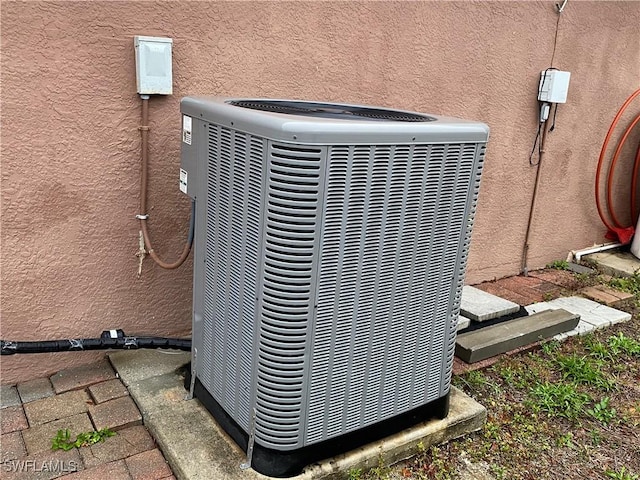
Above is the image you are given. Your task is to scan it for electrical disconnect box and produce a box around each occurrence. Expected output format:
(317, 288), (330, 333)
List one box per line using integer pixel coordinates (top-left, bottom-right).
(134, 36), (173, 95)
(538, 70), (571, 103)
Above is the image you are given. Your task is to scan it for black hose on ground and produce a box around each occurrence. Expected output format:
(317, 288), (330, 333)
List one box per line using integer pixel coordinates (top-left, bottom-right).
(0, 329), (191, 355)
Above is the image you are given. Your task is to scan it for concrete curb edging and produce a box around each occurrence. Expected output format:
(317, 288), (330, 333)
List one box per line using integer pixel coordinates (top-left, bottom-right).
(109, 350), (486, 480)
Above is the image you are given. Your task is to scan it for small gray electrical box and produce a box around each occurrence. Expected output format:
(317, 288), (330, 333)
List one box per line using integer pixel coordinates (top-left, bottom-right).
(134, 36), (173, 95)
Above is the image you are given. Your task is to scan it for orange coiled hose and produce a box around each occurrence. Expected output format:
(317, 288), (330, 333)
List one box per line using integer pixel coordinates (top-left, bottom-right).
(595, 87), (640, 240)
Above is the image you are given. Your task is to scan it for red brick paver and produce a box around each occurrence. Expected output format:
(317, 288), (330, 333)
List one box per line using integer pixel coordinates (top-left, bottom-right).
(1, 431), (27, 461)
(50, 360), (115, 394)
(1, 447), (82, 480)
(23, 390), (91, 426)
(528, 269), (580, 289)
(88, 379), (128, 404)
(17, 378), (55, 404)
(125, 449), (172, 480)
(79, 425), (155, 469)
(3, 360), (175, 480)
(88, 396), (142, 431)
(1, 405), (28, 434)
(581, 284), (635, 306)
(61, 460), (130, 480)
(22, 413), (94, 455)
(475, 273), (567, 305)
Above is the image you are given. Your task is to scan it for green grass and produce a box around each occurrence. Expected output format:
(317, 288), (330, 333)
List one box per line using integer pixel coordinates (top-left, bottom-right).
(547, 260), (570, 270)
(605, 466), (639, 480)
(528, 382), (592, 420)
(607, 332), (640, 356)
(363, 268), (640, 480)
(608, 272), (640, 296)
(587, 397), (617, 425)
(555, 353), (615, 391)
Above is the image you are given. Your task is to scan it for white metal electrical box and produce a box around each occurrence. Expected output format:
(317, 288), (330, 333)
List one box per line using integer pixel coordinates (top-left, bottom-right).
(538, 70), (571, 103)
(134, 36), (173, 95)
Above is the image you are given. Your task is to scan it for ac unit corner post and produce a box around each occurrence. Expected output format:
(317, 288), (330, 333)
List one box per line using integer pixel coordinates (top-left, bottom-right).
(179, 97), (489, 477)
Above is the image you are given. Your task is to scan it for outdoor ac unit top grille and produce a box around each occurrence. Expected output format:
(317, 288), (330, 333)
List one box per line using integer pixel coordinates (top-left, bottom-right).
(227, 100), (435, 122)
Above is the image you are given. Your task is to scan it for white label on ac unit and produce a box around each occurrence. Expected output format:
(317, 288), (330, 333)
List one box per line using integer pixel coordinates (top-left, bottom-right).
(182, 115), (192, 145)
(179, 168), (188, 194)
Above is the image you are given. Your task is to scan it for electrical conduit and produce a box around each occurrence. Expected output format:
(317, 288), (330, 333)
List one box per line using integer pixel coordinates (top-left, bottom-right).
(139, 95), (194, 269)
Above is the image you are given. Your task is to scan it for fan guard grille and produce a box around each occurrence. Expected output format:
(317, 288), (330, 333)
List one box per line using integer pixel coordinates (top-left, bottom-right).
(227, 100), (434, 122)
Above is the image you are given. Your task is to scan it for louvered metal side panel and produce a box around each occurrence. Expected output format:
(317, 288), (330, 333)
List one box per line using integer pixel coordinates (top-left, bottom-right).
(442, 144), (486, 390)
(201, 125), (264, 431)
(254, 143), (323, 449)
(306, 143), (483, 444)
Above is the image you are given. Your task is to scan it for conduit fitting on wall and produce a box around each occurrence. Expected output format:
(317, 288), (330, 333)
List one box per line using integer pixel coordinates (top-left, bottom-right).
(137, 95), (195, 271)
(594, 87), (640, 244)
(1, 329), (191, 355)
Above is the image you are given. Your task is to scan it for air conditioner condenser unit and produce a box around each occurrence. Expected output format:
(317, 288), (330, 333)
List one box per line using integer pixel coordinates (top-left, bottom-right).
(179, 98), (489, 477)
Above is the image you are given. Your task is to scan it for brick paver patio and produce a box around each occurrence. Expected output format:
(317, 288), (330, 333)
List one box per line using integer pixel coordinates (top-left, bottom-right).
(1, 359), (175, 480)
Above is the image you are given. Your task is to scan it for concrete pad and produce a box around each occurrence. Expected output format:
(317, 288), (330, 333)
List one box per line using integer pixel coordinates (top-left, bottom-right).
(526, 297), (630, 341)
(456, 309), (580, 363)
(109, 350), (190, 386)
(586, 250), (640, 277)
(548, 296), (631, 328)
(109, 351), (486, 480)
(524, 302), (557, 315)
(457, 315), (471, 331)
(460, 286), (520, 322)
(553, 321), (596, 341)
(566, 262), (595, 275)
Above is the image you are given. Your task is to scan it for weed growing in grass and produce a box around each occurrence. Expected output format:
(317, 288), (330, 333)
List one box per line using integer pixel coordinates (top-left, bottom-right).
(588, 397), (618, 425)
(547, 260), (569, 270)
(347, 468), (362, 480)
(368, 454), (390, 480)
(490, 464), (507, 479)
(584, 336), (612, 360)
(541, 340), (561, 356)
(425, 446), (454, 480)
(555, 353), (615, 391)
(556, 432), (574, 448)
(455, 369), (501, 395)
(529, 382), (592, 420)
(605, 466), (639, 480)
(589, 428), (602, 445)
(608, 272), (640, 295)
(608, 332), (640, 356)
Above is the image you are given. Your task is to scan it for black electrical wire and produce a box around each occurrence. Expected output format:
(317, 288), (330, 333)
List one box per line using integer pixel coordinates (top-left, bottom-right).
(1, 330), (191, 355)
(549, 103), (559, 132)
(529, 122), (543, 166)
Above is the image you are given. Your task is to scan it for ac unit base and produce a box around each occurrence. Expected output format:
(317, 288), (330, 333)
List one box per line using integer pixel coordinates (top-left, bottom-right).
(184, 370), (450, 477)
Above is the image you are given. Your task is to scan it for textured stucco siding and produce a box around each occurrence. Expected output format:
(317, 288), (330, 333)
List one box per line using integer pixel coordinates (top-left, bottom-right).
(1, 1), (639, 383)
